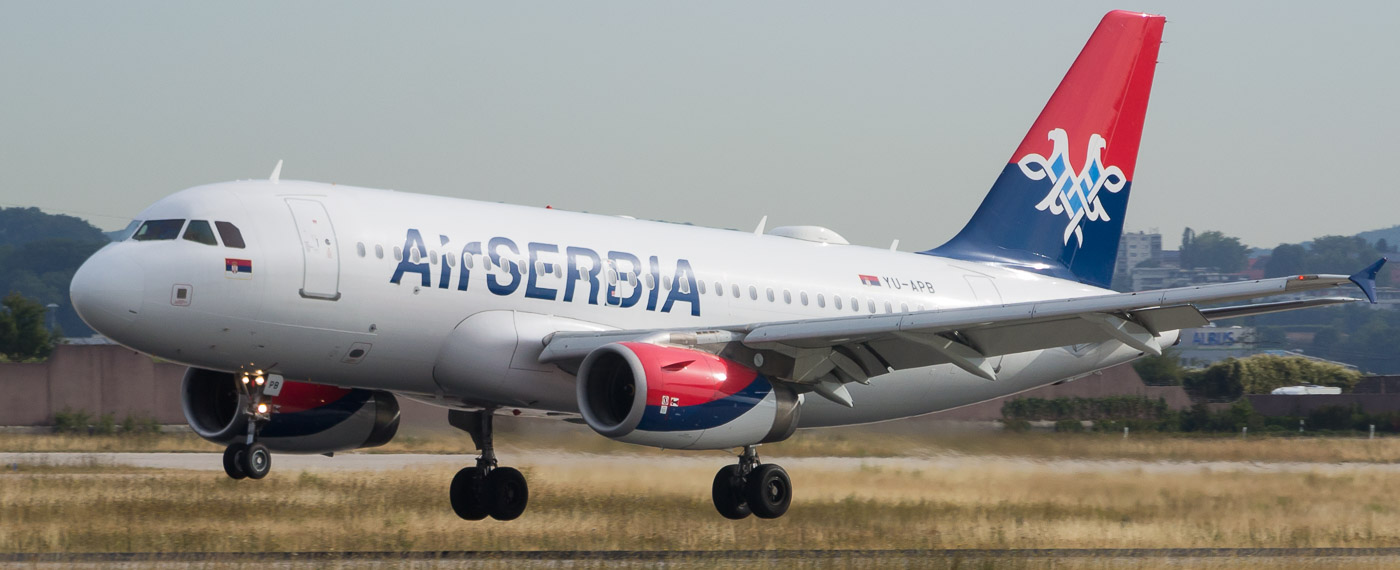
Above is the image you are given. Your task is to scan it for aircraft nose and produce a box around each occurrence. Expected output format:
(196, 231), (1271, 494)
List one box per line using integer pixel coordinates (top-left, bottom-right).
(70, 246), (146, 339)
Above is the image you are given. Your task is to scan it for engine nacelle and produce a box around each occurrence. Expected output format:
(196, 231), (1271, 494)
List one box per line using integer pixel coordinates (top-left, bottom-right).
(576, 342), (800, 450)
(182, 368), (400, 454)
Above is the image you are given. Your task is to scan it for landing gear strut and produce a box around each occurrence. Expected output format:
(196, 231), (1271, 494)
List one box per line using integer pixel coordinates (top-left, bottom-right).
(711, 445), (791, 520)
(222, 372), (275, 480)
(448, 409), (529, 521)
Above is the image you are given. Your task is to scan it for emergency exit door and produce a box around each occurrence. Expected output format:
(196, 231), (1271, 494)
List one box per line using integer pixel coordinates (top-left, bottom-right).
(286, 198), (341, 301)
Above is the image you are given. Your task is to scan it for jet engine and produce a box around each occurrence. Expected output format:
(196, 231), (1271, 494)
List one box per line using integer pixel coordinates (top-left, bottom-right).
(576, 342), (800, 450)
(181, 368), (400, 453)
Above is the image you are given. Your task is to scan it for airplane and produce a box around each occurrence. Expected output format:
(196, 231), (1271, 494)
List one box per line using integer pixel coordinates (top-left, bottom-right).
(69, 10), (1383, 522)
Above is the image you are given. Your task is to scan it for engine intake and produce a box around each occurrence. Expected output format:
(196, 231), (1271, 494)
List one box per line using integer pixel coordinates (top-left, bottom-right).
(576, 343), (800, 450)
(181, 368), (400, 453)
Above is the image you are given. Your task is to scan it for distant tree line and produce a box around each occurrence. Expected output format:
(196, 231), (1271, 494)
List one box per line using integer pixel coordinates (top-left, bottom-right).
(0, 207), (110, 337)
(1132, 352), (1360, 400)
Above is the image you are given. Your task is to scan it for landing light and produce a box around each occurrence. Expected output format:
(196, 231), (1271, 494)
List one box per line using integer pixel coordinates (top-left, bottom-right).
(240, 375), (250, 385)
(256, 403), (269, 414)
(254, 376), (265, 386)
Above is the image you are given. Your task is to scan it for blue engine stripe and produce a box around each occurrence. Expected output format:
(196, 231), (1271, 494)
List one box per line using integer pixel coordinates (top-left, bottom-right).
(635, 374), (773, 433)
(260, 389), (372, 439)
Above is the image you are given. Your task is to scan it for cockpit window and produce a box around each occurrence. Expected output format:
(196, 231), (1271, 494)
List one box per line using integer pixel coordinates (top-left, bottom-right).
(131, 219), (186, 241)
(215, 221), (246, 249)
(113, 220), (142, 242)
(182, 220), (218, 246)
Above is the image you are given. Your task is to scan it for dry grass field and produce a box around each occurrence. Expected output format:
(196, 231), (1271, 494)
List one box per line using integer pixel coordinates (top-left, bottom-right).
(5, 450), (1400, 555)
(8, 425), (1400, 568)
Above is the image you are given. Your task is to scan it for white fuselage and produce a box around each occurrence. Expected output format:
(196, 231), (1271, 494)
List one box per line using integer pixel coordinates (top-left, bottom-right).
(73, 180), (1163, 428)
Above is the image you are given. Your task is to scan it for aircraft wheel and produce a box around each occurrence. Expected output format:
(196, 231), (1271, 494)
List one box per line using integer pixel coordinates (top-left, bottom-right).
(711, 464), (751, 520)
(746, 464), (791, 519)
(241, 442), (272, 480)
(486, 467), (529, 521)
(222, 443), (247, 480)
(450, 467), (489, 521)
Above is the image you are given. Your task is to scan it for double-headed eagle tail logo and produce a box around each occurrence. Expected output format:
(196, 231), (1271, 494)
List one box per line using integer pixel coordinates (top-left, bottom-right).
(1017, 128), (1126, 247)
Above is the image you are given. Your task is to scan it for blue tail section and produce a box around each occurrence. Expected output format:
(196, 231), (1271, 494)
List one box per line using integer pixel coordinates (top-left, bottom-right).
(921, 11), (1165, 289)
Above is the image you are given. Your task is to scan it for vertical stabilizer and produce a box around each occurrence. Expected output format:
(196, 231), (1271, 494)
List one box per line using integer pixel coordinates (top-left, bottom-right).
(925, 11), (1165, 288)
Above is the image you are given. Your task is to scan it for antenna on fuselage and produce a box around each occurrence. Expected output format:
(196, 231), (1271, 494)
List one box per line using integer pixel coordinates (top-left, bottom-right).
(890, 239), (900, 251)
(753, 215), (768, 236)
(269, 160), (284, 184)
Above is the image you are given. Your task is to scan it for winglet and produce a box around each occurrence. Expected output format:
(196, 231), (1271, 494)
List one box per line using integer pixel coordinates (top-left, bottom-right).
(1349, 258), (1386, 304)
(269, 160), (283, 184)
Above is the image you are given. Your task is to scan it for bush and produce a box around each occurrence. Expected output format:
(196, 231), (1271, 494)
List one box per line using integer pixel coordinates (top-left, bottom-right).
(1001, 419), (1032, 433)
(93, 413), (116, 435)
(1002, 396), (1169, 422)
(1134, 349), (1185, 385)
(52, 407), (91, 433)
(1054, 419), (1085, 433)
(120, 413), (161, 435)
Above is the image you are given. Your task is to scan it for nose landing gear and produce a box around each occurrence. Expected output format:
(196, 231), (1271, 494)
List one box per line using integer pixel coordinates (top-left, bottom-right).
(222, 371), (277, 480)
(448, 409), (529, 521)
(711, 445), (791, 520)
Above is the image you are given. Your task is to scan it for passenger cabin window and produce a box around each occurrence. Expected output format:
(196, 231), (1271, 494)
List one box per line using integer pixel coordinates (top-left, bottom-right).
(356, 243), (367, 258)
(214, 222), (245, 249)
(182, 220), (218, 246)
(132, 219), (185, 241)
(375, 244), (384, 259)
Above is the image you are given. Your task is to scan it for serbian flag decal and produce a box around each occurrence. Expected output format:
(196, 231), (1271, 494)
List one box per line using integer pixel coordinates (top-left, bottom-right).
(859, 274), (880, 286)
(226, 258), (253, 279)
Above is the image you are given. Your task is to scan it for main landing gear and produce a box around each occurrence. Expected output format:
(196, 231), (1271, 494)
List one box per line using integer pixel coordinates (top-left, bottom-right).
(447, 409), (529, 521)
(222, 372), (274, 480)
(711, 445), (791, 520)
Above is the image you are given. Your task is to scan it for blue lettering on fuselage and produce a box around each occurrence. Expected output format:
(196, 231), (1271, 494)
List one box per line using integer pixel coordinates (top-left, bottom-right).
(390, 230), (700, 317)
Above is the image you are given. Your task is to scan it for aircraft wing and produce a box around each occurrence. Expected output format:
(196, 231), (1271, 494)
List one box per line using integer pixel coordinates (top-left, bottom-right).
(540, 261), (1382, 405)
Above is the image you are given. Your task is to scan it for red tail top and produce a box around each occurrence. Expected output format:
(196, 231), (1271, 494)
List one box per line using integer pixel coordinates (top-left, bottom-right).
(1009, 10), (1164, 181)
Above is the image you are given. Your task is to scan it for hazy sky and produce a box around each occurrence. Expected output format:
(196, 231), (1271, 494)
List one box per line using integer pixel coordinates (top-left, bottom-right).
(3, 2), (1397, 251)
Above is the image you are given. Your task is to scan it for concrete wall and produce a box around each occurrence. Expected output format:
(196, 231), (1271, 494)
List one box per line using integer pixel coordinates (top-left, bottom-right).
(0, 344), (187, 425)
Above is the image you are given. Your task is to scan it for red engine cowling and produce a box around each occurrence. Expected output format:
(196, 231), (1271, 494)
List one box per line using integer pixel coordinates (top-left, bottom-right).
(182, 368), (399, 453)
(575, 342), (800, 450)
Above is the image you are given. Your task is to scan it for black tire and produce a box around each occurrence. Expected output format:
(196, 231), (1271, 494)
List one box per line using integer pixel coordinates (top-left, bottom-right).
(485, 467), (529, 521)
(241, 442), (271, 480)
(450, 467), (489, 521)
(222, 443), (247, 480)
(746, 464), (791, 519)
(711, 465), (751, 520)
